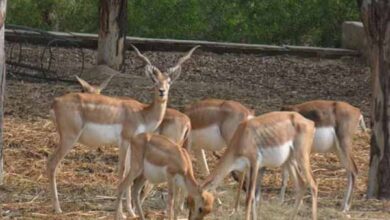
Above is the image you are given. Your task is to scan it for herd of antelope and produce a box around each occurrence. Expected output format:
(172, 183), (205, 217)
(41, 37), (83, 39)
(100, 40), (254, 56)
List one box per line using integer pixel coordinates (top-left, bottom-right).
(47, 45), (367, 220)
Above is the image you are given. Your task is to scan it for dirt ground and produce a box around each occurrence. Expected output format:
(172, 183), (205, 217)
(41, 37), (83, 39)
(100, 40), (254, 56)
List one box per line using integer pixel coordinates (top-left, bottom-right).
(1, 45), (389, 219)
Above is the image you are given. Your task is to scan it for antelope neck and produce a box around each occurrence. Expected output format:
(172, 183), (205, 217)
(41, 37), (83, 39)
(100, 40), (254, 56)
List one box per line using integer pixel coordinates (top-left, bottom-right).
(143, 97), (167, 128)
(203, 149), (239, 190)
(185, 171), (202, 197)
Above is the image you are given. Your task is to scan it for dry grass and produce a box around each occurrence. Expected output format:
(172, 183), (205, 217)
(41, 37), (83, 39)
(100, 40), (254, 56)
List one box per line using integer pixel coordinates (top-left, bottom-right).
(1, 115), (386, 220)
(1, 46), (389, 219)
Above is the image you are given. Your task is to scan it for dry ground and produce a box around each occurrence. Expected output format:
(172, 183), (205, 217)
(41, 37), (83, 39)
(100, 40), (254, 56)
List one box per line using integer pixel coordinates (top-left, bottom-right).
(1, 46), (389, 219)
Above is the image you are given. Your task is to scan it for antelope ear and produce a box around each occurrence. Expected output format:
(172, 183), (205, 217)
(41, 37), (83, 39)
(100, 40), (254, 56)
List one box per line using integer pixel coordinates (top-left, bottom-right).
(167, 66), (182, 83)
(75, 75), (95, 93)
(202, 191), (215, 213)
(145, 65), (161, 84)
(98, 73), (116, 91)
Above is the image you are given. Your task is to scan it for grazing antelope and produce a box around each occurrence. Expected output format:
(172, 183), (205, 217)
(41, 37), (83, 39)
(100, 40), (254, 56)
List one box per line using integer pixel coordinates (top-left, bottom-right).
(75, 74), (191, 207)
(202, 112), (318, 220)
(184, 99), (254, 175)
(279, 100), (365, 212)
(115, 133), (214, 220)
(149, 108), (192, 210)
(47, 45), (199, 214)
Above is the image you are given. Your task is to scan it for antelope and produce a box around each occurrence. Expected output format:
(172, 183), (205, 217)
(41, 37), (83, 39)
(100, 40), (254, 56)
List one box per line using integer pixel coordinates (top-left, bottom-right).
(47, 45), (200, 214)
(184, 99), (254, 175)
(75, 74), (191, 207)
(231, 100), (366, 212)
(279, 100), (366, 212)
(115, 133), (214, 220)
(75, 73), (116, 95)
(202, 111), (318, 220)
(75, 75), (191, 147)
(150, 109), (192, 209)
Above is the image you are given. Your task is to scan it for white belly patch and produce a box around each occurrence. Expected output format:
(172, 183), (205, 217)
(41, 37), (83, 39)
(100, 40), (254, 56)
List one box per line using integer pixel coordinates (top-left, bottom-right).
(312, 127), (337, 153)
(143, 160), (168, 184)
(190, 124), (227, 151)
(134, 121), (159, 135)
(258, 141), (292, 168)
(135, 124), (146, 135)
(173, 174), (186, 189)
(79, 123), (122, 146)
(231, 156), (250, 172)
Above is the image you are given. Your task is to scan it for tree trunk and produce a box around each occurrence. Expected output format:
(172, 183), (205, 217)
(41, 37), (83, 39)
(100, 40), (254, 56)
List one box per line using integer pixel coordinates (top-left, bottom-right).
(97, 0), (127, 70)
(359, 0), (390, 199)
(0, 0), (7, 185)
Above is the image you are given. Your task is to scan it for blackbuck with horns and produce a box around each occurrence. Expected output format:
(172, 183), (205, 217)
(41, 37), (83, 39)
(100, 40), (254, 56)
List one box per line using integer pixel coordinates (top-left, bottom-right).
(75, 73), (191, 148)
(76, 71), (192, 210)
(202, 111), (318, 220)
(47, 45), (200, 214)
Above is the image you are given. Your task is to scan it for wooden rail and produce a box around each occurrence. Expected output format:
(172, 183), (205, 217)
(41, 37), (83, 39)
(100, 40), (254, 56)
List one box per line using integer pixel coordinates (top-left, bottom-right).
(5, 28), (360, 58)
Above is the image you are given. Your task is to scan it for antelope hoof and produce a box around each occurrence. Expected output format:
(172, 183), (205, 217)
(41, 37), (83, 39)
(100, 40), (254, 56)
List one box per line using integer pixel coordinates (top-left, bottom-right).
(179, 204), (185, 212)
(115, 211), (126, 220)
(229, 209), (238, 216)
(125, 203), (136, 217)
(127, 209), (136, 218)
(342, 209), (351, 218)
(54, 206), (63, 214)
(341, 205), (350, 213)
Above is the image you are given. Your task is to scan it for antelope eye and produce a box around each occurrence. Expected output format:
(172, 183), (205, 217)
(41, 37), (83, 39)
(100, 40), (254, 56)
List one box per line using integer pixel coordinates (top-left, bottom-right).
(199, 207), (203, 213)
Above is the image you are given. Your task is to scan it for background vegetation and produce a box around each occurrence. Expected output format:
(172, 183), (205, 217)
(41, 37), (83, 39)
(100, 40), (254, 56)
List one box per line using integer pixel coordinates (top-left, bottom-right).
(7, 0), (359, 47)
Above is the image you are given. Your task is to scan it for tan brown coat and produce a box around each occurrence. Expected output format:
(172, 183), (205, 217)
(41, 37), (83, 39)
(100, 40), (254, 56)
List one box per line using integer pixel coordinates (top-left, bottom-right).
(115, 133), (214, 220)
(184, 99), (254, 175)
(203, 112), (317, 220)
(280, 100), (364, 211)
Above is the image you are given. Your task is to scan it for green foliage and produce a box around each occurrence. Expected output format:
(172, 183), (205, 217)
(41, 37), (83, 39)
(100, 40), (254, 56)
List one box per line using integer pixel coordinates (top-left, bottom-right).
(8, 0), (98, 32)
(7, 0), (359, 47)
